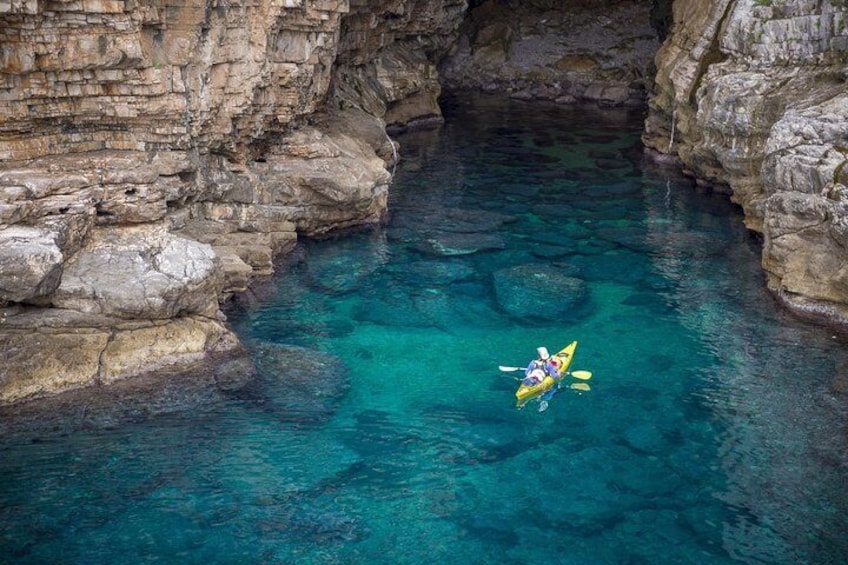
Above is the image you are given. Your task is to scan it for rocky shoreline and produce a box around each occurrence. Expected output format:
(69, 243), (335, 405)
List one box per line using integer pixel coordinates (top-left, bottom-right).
(2, 0), (847, 406)
(0, 0), (450, 404)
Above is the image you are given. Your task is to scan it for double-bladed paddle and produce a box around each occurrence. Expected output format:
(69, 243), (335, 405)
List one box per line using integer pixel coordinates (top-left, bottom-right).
(498, 365), (592, 380)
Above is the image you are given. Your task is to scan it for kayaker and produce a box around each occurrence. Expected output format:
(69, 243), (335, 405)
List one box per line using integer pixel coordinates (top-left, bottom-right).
(523, 368), (546, 386)
(523, 346), (558, 384)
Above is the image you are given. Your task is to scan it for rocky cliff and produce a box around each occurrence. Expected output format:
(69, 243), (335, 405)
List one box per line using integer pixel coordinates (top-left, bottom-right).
(2, 0), (847, 405)
(643, 0), (848, 327)
(0, 0), (465, 404)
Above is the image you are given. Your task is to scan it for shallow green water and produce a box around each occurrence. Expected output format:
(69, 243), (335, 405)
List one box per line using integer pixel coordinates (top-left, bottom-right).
(2, 94), (848, 564)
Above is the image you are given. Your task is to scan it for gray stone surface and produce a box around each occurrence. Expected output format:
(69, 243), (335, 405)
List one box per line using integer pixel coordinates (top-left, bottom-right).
(494, 264), (588, 321)
(644, 0), (848, 327)
(0, 226), (64, 303)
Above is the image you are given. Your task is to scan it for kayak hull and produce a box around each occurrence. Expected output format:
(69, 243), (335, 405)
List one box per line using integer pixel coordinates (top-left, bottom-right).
(515, 341), (577, 408)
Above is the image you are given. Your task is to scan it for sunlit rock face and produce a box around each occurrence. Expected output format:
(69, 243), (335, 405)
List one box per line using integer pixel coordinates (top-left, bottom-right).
(0, 0), (465, 403)
(440, 0), (662, 107)
(644, 0), (848, 327)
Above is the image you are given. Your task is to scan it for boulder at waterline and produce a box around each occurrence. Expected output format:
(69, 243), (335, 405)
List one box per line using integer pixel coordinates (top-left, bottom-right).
(0, 348), (251, 437)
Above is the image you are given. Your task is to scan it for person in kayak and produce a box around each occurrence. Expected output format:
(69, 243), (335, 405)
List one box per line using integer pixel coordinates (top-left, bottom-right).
(523, 347), (558, 385)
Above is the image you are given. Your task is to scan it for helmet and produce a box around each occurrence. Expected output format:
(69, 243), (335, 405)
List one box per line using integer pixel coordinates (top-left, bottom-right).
(536, 347), (550, 360)
(530, 369), (545, 381)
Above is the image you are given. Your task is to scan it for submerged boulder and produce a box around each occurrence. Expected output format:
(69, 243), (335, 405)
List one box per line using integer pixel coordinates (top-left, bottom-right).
(416, 232), (507, 256)
(232, 343), (351, 427)
(400, 259), (476, 285)
(493, 263), (587, 320)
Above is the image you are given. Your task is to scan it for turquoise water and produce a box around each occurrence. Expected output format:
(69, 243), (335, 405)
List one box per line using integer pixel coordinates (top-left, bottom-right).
(2, 93), (848, 564)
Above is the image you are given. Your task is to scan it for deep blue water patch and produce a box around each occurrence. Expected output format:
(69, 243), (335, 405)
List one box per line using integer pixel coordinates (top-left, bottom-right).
(1, 93), (848, 564)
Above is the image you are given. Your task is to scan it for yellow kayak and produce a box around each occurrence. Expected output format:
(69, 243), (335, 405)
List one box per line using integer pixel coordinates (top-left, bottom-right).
(515, 341), (577, 408)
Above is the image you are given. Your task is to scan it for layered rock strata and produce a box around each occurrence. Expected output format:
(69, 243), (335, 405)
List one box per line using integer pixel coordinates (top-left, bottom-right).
(4, 0), (846, 405)
(0, 0), (465, 404)
(333, 0), (466, 129)
(643, 0), (848, 327)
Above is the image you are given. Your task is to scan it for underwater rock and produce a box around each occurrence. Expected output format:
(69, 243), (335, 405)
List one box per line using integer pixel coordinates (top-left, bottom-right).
(434, 208), (514, 234)
(593, 228), (652, 253)
(213, 356), (257, 392)
(572, 251), (648, 285)
(255, 499), (364, 544)
(355, 286), (429, 328)
(304, 231), (389, 294)
(416, 232), (507, 256)
(622, 423), (668, 455)
(593, 158), (632, 170)
(831, 360), (848, 396)
(234, 343), (350, 427)
(529, 243), (577, 260)
(597, 509), (702, 563)
(493, 264), (587, 321)
(399, 259), (476, 285)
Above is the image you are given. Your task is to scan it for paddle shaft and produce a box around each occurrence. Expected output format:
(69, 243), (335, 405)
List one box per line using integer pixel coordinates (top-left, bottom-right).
(499, 365), (591, 380)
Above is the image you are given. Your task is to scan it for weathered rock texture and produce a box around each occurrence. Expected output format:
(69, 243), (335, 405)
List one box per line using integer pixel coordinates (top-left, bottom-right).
(644, 0), (848, 327)
(440, 0), (661, 106)
(0, 0), (466, 404)
(2, 0), (846, 404)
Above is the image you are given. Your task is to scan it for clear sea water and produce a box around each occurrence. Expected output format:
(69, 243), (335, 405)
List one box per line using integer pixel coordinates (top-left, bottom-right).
(2, 93), (848, 564)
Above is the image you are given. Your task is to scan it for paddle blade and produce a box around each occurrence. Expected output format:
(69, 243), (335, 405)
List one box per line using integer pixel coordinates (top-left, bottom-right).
(569, 370), (592, 380)
(498, 365), (524, 372)
(570, 382), (591, 392)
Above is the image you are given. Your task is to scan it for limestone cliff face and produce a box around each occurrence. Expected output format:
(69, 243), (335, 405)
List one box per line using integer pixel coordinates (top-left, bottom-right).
(3, 0), (846, 404)
(644, 0), (848, 327)
(0, 0), (465, 404)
